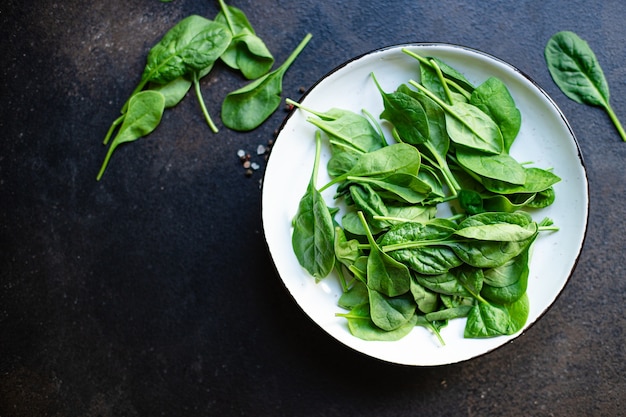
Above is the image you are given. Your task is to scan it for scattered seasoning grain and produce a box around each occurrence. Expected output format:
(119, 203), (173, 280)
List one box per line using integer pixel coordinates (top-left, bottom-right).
(298, 86), (306, 93)
(236, 133), (278, 178)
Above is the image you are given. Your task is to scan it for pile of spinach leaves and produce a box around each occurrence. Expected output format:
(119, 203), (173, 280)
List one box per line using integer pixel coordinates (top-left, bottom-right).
(290, 51), (560, 343)
(97, 0), (311, 180)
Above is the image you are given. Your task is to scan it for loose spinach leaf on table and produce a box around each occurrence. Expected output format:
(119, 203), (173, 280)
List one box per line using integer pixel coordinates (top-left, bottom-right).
(221, 33), (312, 131)
(149, 77), (193, 108)
(98, 15), (232, 180)
(97, 91), (165, 180)
(545, 30), (626, 142)
(103, 15), (231, 141)
(215, 0), (274, 79)
(140, 15), (231, 132)
(139, 16), (231, 87)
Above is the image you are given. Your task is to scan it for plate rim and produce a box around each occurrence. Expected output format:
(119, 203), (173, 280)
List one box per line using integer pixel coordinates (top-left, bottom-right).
(261, 42), (590, 366)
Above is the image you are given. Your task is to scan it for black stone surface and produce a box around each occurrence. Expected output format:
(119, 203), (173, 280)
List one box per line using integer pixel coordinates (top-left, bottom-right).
(2, 0), (625, 416)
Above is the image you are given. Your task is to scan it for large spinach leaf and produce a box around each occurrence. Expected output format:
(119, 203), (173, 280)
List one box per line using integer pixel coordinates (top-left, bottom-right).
(545, 31), (626, 141)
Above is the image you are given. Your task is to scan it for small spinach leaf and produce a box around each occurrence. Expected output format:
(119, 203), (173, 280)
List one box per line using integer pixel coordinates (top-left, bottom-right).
(336, 303), (418, 341)
(372, 73), (430, 145)
(464, 302), (515, 338)
(455, 148), (527, 186)
(470, 77), (521, 152)
(410, 81), (504, 154)
(221, 33), (312, 131)
(368, 290), (416, 331)
(97, 91), (165, 180)
(215, 0), (274, 79)
(358, 211), (411, 298)
(291, 132), (335, 280)
(337, 280), (369, 310)
(454, 212), (537, 242)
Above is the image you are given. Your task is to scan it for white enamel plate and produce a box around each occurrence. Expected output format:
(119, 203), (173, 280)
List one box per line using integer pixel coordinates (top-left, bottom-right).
(261, 44), (588, 366)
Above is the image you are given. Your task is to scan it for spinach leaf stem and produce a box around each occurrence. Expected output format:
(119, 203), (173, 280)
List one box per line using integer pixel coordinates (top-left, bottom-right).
(430, 58), (454, 104)
(606, 104), (626, 141)
(280, 33), (313, 77)
(402, 49), (471, 99)
(217, 0), (235, 32)
(102, 114), (125, 145)
(380, 238), (461, 253)
(193, 71), (219, 133)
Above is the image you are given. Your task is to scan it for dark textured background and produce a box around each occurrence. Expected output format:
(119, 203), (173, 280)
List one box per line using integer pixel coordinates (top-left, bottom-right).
(1, 0), (625, 416)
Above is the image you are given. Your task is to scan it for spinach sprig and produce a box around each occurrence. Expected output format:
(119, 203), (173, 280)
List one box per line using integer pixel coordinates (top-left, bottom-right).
(290, 52), (560, 344)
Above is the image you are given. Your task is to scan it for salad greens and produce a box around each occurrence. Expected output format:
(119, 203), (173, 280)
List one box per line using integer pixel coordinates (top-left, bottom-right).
(97, 2), (310, 180)
(545, 31), (626, 142)
(290, 51), (560, 344)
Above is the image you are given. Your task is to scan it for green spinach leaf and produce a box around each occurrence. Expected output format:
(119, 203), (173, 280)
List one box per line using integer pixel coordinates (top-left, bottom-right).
(358, 211), (411, 298)
(410, 81), (504, 154)
(470, 77), (521, 152)
(291, 132), (335, 280)
(97, 91), (165, 180)
(140, 16), (231, 87)
(368, 290), (416, 331)
(336, 303), (418, 341)
(545, 31), (626, 141)
(221, 33), (312, 131)
(215, 0), (274, 79)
